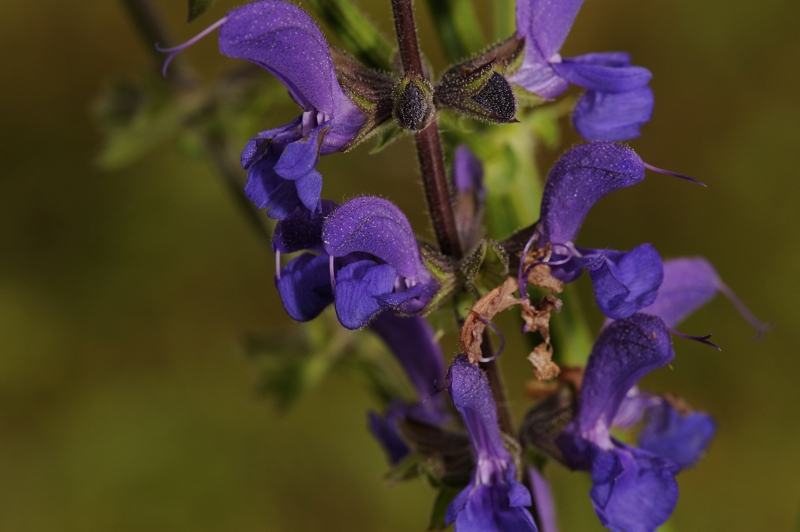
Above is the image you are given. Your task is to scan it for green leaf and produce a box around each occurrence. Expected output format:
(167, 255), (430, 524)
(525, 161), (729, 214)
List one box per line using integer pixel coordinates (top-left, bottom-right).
(425, 0), (485, 64)
(304, 0), (393, 72)
(369, 123), (406, 154)
(428, 486), (462, 530)
(384, 452), (424, 485)
(92, 78), (206, 170)
(187, 0), (218, 22)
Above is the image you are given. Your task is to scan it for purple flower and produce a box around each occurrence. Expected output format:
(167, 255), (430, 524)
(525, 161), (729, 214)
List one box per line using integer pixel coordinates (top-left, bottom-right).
(640, 257), (770, 335)
(557, 314), (681, 532)
(509, 0), (653, 141)
(219, 0), (368, 219)
(454, 145), (486, 251)
(527, 466), (559, 532)
(273, 197), (436, 329)
(367, 313), (448, 464)
(537, 143), (663, 320)
(446, 356), (538, 532)
(323, 197), (437, 329)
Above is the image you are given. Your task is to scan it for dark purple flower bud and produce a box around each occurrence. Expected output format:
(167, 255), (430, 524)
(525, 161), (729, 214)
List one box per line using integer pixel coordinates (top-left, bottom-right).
(446, 356), (538, 532)
(557, 314), (681, 532)
(218, 0), (369, 218)
(509, 0), (653, 140)
(454, 145), (486, 250)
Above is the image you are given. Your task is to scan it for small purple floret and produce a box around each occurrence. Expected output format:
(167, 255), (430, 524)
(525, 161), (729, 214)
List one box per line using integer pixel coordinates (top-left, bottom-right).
(510, 0), (653, 140)
(446, 356), (538, 532)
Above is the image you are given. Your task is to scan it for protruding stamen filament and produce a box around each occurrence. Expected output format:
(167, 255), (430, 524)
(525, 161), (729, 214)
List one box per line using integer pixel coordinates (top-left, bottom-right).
(329, 255), (336, 293)
(275, 250), (282, 281)
(517, 231), (541, 300)
(155, 17), (228, 77)
(644, 162), (707, 187)
(717, 282), (772, 340)
(668, 328), (722, 351)
(470, 312), (506, 363)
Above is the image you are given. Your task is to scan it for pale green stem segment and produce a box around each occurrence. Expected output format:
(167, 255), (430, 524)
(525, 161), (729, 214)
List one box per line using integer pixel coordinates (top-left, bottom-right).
(304, 0), (394, 72)
(424, 0), (485, 64)
(492, 0), (515, 42)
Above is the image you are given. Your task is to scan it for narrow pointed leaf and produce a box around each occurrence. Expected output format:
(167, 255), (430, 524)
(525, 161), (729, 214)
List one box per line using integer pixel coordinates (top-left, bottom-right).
(188, 0), (218, 22)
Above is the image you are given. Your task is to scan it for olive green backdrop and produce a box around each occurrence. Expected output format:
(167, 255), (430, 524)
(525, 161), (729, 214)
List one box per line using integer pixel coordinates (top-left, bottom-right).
(1, 0), (798, 530)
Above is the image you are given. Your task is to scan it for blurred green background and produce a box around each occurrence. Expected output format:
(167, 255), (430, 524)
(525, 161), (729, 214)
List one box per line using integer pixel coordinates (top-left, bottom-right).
(1, 0), (798, 530)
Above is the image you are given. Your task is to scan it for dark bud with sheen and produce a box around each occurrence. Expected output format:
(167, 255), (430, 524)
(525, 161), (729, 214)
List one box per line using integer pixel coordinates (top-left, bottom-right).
(434, 38), (524, 123)
(393, 74), (436, 131)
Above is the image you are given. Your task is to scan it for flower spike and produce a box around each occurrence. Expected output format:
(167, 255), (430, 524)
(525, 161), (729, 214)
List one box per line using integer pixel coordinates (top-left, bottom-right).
(156, 17), (228, 77)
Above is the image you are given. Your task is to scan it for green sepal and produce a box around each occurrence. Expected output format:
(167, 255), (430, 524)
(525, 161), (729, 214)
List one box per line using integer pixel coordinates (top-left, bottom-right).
(369, 122), (406, 154)
(384, 452), (425, 485)
(428, 486), (462, 530)
(187, 0), (217, 22)
(420, 242), (457, 284)
(471, 239), (510, 293)
(434, 38), (524, 123)
(304, 0), (394, 72)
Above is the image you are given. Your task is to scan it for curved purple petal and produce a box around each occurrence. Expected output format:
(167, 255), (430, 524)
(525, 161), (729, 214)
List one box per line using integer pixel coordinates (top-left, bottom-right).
(553, 53), (651, 93)
(368, 406), (412, 465)
(540, 143), (646, 244)
(272, 200), (340, 254)
(333, 260), (396, 329)
(640, 257), (720, 328)
(587, 244), (664, 320)
(323, 197), (430, 282)
(528, 467), (559, 532)
(454, 145), (485, 194)
(245, 140), (321, 219)
(573, 86), (654, 141)
(369, 314), (446, 401)
(275, 252), (333, 321)
(610, 387), (650, 430)
(241, 118), (303, 169)
(639, 400), (716, 469)
(219, 0), (344, 115)
(577, 314), (674, 434)
(589, 444), (679, 532)
(515, 0), (584, 60)
(274, 124), (325, 180)
(449, 483), (538, 532)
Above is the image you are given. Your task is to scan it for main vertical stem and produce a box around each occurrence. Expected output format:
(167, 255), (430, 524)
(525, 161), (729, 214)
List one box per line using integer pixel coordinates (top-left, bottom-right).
(391, 0), (462, 259)
(391, 0), (513, 435)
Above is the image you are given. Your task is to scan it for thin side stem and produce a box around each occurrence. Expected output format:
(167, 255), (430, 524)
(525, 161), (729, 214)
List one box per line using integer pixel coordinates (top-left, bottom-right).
(120, 0), (273, 248)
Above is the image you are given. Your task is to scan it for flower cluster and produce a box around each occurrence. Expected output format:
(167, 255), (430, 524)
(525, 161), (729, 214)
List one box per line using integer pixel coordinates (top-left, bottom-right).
(161, 0), (767, 530)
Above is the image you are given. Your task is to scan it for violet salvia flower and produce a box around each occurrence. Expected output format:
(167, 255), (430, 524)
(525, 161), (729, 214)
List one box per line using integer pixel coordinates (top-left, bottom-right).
(446, 356), (538, 532)
(640, 257), (770, 336)
(219, 0), (368, 219)
(557, 314), (683, 532)
(323, 197), (437, 329)
(454, 145), (487, 251)
(367, 313), (448, 464)
(509, 0), (653, 141)
(528, 466), (559, 532)
(537, 143), (663, 320)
